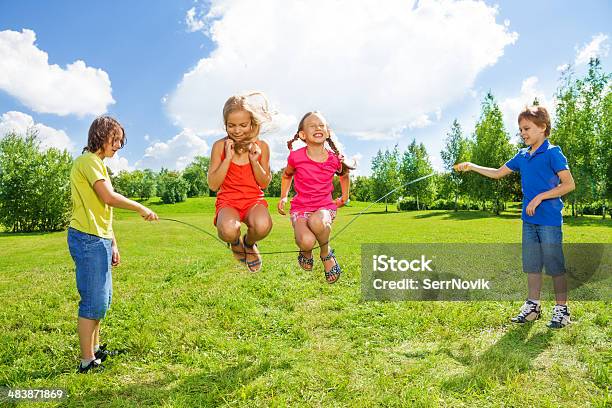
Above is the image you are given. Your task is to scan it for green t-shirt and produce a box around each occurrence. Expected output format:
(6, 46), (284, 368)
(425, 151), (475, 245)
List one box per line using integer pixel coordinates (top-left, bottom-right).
(70, 152), (113, 239)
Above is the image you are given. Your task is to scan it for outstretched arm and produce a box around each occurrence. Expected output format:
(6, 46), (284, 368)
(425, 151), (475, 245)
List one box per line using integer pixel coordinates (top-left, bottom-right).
(454, 162), (513, 180)
(93, 180), (157, 220)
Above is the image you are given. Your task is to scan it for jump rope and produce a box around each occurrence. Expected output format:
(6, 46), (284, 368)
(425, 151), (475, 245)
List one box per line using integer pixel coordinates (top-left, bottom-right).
(158, 172), (440, 256)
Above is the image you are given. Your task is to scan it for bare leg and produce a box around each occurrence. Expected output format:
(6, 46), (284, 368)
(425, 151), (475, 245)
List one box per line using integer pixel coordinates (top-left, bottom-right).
(307, 210), (332, 258)
(244, 204), (272, 245)
(293, 218), (317, 270)
(552, 275), (568, 305)
(307, 210), (339, 282)
(216, 207), (243, 261)
(78, 317), (98, 360)
(527, 273), (543, 300)
(94, 324), (100, 349)
(242, 205), (272, 271)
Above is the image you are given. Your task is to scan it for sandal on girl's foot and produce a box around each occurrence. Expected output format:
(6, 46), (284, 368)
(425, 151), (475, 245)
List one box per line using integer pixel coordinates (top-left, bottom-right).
(320, 248), (341, 284)
(228, 237), (246, 264)
(297, 251), (314, 271)
(243, 234), (262, 273)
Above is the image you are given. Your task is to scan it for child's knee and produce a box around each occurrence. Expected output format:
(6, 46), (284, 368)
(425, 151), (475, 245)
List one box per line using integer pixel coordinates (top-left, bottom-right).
(252, 217), (272, 236)
(307, 215), (328, 233)
(217, 220), (240, 241)
(295, 233), (316, 249)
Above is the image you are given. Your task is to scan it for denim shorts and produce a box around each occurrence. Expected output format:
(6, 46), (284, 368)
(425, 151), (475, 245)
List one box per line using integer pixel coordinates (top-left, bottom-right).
(67, 227), (113, 319)
(522, 222), (565, 276)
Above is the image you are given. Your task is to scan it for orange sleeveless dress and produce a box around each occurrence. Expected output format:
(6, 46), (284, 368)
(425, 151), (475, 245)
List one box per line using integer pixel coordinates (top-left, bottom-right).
(214, 140), (268, 225)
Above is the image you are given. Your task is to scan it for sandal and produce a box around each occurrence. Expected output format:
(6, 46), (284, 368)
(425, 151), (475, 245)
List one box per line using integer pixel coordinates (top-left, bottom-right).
(243, 234), (262, 273)
(320, 248), (341, 284)
(297, 251), (314, 271)
(228, 237), (246, 264)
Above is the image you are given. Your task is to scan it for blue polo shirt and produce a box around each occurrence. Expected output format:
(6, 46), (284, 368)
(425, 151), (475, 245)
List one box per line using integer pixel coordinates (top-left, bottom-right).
(505, 139), (569, 226)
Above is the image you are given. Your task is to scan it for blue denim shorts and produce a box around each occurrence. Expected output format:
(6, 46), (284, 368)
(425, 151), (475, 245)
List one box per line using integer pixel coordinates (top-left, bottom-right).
(522, 222), (565, 276)
(67, 227), (113, 319)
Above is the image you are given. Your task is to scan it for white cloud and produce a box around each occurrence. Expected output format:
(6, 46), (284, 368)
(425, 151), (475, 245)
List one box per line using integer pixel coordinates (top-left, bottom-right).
(0, 111), (75, 152)
(105, 154), (133, 174)
(169, 0), (517, 141)
(556, 63), (569, 72)
(186, 7), (206, 32)
(0, 29), (114, 116)
(499, 76), (549, 138)
(135, 128), (210, 170)
(575, 33), (609, 66)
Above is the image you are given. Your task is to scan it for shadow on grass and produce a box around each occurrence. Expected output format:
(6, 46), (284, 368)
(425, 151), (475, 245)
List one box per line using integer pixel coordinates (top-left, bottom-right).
(442, 324), (553, 393)
(79, 359), (280, 406)
(414, 210), (520, 221)
(0, 230), (62, 238)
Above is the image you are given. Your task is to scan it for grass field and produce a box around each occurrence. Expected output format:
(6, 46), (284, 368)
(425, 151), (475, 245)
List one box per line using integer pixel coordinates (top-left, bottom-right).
(0, 197), (610, 407)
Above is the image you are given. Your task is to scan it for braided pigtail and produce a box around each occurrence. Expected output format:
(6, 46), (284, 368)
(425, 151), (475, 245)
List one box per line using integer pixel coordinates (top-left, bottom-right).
(287, 133), (300, 150)
(326, 135), (355, 176)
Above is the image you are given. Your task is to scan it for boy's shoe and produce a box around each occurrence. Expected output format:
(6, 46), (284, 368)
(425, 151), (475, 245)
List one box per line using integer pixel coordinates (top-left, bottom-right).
(547, 304), (571, 329)
(95, 344), (119, 362)
(77, 359), (104, 374)
(510, 300), (541, 323)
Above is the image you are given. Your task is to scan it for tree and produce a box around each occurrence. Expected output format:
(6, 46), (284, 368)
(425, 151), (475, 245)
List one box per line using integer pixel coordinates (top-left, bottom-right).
(440, 120), (470, 211)
(370, 146), (401, 212)
(265, 169), (283, 197)
(552, 59), (611, 217)
(469, 92), (515, 214)
(400, 139), (435, 210)
(113, 170), (139, 197)
(0, 131), (72, 232)
(157, 171), (189, 204)
(351, 175), (372, 202)
(183, 156), (209, 197)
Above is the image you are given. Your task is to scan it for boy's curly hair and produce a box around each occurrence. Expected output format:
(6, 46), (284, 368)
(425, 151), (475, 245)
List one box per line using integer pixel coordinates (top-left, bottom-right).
(83, 116), (126, 154)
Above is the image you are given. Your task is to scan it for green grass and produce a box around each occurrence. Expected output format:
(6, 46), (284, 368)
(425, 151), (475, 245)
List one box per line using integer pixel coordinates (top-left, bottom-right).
(0, 197), (610, 407)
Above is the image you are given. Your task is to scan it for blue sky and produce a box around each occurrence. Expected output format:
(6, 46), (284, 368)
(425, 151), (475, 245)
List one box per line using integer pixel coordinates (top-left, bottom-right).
(0, 0), (610, 175)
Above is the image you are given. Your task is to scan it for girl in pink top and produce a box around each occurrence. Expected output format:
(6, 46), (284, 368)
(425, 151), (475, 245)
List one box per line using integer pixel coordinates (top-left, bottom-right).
(278, 111), (352, 283)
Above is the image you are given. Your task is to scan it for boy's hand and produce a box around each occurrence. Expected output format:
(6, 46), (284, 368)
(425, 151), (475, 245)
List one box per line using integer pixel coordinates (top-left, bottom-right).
(224, 139), (235, 161)
(140, 207), (159, 221)
(454, 162), (472, 172)
(334, 197), (346, 208)
(526, 194), (543, 216)
(277, 197), (288, 215)
(111, 244), (120, 266)
(249, 142), (262, 163)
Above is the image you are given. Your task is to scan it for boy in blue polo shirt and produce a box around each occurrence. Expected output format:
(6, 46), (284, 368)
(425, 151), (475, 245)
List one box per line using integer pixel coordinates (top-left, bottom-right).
(456, 106), (575, 328)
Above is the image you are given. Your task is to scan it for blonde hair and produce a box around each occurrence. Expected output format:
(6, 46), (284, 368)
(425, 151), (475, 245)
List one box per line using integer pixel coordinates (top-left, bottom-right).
(286, 111), (354, 176)
(518, 106), (551, 137)
(223, 92), (272, 152)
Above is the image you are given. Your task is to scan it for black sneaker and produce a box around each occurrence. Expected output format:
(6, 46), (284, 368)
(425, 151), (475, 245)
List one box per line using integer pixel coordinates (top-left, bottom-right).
(78, 359), (104, 374)
(547, 304), (571, 329)
(95, 344), (119, 362)
(511, 300), (541, 323)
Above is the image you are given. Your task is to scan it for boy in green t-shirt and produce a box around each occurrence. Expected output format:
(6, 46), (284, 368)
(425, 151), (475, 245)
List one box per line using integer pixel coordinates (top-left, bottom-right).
(68, 116), (158, 373)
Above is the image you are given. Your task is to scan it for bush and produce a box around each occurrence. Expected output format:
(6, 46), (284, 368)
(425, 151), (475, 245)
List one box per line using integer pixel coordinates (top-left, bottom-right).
(397, 197), (471, 211)
(183, 156), (209, 197)
(0, 132), (72, 232)
(580, 200), (612, 217)
(157, 171), (188, 204)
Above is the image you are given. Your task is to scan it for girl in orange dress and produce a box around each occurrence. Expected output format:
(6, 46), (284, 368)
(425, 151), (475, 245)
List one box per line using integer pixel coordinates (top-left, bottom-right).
(207, 93), (273, 272)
